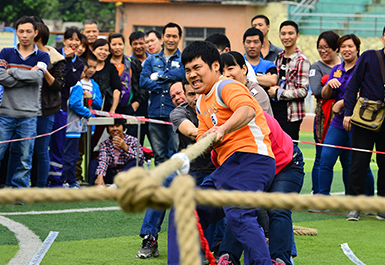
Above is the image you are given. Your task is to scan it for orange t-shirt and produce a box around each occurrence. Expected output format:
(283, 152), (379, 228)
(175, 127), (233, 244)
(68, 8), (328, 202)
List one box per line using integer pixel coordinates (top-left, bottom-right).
(197, 77), (274, 165)
(113, 63), (124, 77)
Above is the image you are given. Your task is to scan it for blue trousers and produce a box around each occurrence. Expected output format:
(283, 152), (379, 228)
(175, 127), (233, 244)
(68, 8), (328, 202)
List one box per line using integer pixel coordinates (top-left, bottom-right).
(148, 121), (178, 165)
(312, 116), (322, 194)
(168, 152), (275, 265)
(34, 114), (55, 187)
(140, 171), (212, 239)
(61, 138), (80, 186)
(318, 125), (374, 196)
(48, 111), (67, 187)
(219, 145), (305, 265)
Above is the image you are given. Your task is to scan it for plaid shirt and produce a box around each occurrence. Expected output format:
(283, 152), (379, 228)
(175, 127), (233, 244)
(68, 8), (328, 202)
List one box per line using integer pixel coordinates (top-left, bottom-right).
(95, 134), (145, 176)
(275, 47), (310, 122)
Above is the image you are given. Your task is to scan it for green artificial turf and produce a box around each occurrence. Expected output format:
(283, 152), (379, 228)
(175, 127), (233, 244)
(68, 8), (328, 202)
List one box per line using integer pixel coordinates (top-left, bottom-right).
(0, 131), (383, 264)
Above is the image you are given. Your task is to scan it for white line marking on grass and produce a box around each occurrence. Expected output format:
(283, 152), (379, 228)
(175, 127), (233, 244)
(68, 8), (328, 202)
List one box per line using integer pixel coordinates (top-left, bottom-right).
(29, 231), (59, 265)
(0, 206), (120, 216)
(0, 216), (42, 265)
(340, 243), (366, 265)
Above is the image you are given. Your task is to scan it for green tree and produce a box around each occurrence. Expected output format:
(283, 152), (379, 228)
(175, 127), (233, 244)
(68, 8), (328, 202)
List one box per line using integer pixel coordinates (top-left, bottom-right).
(58, 0), (116, 31)
(0, 0), (115, 30)
(0, 0), (60, 25)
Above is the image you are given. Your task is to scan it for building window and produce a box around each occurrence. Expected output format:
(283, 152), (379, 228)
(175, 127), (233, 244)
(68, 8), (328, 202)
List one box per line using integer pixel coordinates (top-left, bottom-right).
(184, 27), (225, 47)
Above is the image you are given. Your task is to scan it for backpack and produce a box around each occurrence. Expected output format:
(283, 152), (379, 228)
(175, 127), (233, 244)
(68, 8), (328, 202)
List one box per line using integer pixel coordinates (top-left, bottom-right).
(119, 56), (134, 106)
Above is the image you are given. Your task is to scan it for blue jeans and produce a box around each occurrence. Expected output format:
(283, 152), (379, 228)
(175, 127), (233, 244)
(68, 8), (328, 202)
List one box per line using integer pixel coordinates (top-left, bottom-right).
(312, 116), (322, 194)
(48, 111), (67, 187)
(35, 115), (55, 187)
(148, 121), (178, 165)
(219, 145), (305, 265)
(0, 115), (37, 188)
(140, 171), (212, 239)
(318, 125), (374, 196)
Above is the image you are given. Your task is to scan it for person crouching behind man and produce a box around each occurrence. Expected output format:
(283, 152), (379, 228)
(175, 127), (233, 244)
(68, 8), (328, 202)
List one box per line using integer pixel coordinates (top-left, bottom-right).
(89, 118), (145, 186)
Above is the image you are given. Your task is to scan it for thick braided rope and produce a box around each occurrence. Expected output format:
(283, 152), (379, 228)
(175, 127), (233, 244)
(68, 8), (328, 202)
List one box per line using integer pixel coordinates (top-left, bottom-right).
(293, 226), (318, 236)
(1, 185), (385, 214)
(171, 175), (201, 265)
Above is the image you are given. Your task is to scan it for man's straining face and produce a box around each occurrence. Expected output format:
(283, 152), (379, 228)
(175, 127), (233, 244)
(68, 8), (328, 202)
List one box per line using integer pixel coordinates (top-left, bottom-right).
(184, 57), (220, 95)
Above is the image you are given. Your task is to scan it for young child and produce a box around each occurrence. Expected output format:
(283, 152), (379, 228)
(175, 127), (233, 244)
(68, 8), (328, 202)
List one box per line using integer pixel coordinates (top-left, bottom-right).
(61, 53), (102, 188)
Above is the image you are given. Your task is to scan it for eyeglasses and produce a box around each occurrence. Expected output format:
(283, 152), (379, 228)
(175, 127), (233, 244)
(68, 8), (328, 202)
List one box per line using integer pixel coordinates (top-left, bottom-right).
(317, 46), (330, 52)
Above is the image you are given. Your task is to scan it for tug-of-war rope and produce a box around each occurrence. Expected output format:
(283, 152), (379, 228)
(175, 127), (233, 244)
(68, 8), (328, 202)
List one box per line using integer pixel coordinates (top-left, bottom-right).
(2, 133), (385, 264)
(1, 114), (385, 264)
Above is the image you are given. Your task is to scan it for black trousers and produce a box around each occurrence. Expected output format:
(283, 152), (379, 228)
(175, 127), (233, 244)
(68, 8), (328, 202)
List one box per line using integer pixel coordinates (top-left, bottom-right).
(347, 124), (385, 197)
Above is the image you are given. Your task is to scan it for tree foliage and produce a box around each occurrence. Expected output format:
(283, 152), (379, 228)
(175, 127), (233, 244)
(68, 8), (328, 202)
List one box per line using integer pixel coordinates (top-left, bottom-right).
(0, 0), (115, 30)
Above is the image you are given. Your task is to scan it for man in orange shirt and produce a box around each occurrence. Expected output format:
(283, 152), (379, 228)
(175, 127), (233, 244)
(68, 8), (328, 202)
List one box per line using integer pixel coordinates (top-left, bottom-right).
(182, 41), (276, 265)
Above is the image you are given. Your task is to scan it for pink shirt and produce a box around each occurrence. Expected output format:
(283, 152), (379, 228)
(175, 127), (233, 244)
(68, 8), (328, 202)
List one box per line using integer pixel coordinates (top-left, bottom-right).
(263, 111), (293, 174)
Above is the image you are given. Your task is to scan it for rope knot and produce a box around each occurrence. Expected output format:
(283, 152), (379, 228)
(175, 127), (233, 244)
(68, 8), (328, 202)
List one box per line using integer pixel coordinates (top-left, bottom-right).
(114, 167), (161, 212)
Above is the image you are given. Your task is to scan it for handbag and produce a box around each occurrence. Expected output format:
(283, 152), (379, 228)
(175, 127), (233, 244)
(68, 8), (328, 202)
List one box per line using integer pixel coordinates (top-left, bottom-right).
(350, 50), (385, 132)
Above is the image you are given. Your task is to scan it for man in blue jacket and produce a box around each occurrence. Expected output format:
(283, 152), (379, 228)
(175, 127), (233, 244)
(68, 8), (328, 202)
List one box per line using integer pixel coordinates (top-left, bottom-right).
(139, 22), (185, 165)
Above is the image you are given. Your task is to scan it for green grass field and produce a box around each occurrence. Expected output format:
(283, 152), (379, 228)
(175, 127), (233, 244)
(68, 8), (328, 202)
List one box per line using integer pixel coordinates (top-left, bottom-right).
(1, 131), (384, 264)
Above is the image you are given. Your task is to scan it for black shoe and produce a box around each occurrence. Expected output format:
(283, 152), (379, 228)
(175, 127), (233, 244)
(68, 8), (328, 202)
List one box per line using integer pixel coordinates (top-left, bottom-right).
(136, 234), (159, 259)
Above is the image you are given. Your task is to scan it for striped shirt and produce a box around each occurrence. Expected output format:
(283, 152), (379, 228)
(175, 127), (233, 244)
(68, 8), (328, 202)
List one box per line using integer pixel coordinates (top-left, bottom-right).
(95, 134), (145, 176)
(275, 47), (310, 122)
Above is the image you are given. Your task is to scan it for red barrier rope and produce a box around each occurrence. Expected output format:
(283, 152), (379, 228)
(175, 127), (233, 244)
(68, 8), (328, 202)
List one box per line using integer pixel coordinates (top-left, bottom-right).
(292, 139), (385, 155)
(0, 118), (80, 145)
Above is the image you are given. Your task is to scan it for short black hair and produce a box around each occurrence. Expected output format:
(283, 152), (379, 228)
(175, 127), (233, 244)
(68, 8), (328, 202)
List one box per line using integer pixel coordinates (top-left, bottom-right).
(182, 41), (222, 74)
(31, 16), (44, 24)
(92, 38), (109, 51)
(78, 33), (90, 60)
(205, 33), (231, 51)
(337, 34), (361, 56)
(382, 26), (385, 36)
(145, 30), (161, 40)
(251, 14), (270, 26)
(34, 23), (49, 45)
(317, 31), (339, 51)
(88, 52), (98, 63)
(109, 32), (125, 44)
(129, 31), (145, 45)
(83, 19), (99, 29)
(181, 76), (190, 93)
(106, 118), (126, 133)
(221, 51), (248, 75)
(279, 20), (299, 34)
(243, 27), (264, 43)
(63, 27), (81, 40)
(15, 16), (37, 31)
(163, 22), (182, 37)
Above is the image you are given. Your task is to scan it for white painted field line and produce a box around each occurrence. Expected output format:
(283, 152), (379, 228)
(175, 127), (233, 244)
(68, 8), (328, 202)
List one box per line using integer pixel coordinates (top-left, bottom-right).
(340, 243), (366, 265)
(0, 216), (42, 265)
(0, 206), (121, 216)
(28, 231), (59, 265)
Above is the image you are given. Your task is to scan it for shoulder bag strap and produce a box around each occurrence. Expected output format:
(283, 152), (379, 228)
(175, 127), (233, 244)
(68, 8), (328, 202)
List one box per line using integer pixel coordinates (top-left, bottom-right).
(375, 50), (385, 89)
